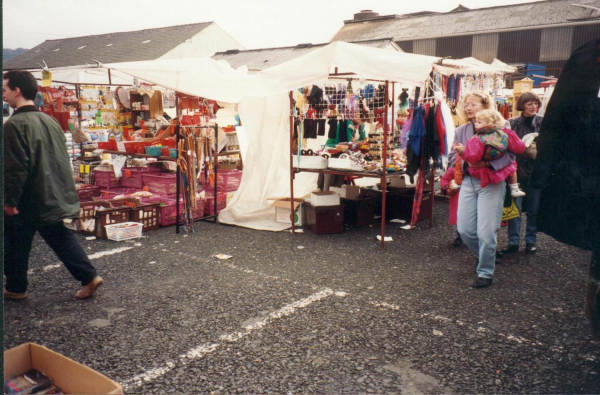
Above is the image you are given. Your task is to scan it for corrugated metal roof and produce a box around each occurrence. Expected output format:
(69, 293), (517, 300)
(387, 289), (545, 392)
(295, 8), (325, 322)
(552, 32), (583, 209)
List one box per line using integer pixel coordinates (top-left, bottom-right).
(331, 0), (600, 42)
(212, 39), (400, 71)
(4, 22), (215, 69)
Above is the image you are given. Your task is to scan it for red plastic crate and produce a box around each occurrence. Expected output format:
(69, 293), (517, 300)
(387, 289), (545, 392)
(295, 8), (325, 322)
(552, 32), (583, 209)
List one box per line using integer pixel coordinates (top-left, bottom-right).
(93, 168), (121, 188)
(204, 191), (227, 216)
(76, 184), (101, 202)
(218, 170), (242, 192)
(120, 167), (161, 189)
(122, 141), (150, 154)
(202, 170), (242, 192)
(143, 173), (177, 195)
(97, 140), (117, 150)
(144, 197), (205, 226)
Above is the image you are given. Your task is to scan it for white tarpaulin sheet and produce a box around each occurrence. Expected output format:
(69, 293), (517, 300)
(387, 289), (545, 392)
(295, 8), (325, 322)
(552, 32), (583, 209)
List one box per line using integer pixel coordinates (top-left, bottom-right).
(251, 41), (440, 97)
(104, 57), (253, 103)
(28, 66), (133, 85)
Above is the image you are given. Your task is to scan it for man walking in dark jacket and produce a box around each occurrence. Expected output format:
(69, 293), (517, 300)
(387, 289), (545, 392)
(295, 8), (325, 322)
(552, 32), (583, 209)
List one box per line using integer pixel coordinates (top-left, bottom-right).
(3, 70), (103, 300)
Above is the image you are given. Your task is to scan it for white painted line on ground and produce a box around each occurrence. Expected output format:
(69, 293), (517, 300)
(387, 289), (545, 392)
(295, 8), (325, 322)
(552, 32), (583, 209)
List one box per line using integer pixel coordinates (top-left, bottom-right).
(123, 288), (337, 390)
(88, 246), (134, 260)
(36, 247), (135, 274)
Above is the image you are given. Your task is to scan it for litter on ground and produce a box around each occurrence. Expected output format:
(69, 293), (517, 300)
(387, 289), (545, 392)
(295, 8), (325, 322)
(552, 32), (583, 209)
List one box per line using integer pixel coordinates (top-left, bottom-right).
(212, 254), (233, 260)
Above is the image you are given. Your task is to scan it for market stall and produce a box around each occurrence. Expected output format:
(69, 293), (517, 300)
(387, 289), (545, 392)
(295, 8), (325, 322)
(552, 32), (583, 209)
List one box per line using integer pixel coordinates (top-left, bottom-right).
(218, 42), (515, 246)
(218, 42), (443, 248)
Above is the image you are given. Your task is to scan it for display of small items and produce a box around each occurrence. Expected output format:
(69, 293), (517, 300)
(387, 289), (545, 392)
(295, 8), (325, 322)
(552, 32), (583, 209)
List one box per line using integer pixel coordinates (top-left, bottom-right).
(131, 102), (149, 111)
(4, 369), (63, 394)
(367, 124), (394, 161)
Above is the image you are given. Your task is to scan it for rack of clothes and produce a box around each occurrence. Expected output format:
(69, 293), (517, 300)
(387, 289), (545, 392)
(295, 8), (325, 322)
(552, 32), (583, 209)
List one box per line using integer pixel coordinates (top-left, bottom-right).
(432, 71), (500, 109)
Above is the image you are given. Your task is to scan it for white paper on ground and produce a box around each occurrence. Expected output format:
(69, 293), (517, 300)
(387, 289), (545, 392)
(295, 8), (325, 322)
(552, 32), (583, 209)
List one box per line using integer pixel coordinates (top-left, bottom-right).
(376, 235), (393, 242)
(389, 219), (406, 224)
(212, 254), (233, 260)
(400, 225), (413, 230)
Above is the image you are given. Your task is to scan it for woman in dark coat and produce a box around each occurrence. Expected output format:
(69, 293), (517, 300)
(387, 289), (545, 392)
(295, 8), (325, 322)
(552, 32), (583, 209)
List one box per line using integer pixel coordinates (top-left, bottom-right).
(531, 38), (600, 337)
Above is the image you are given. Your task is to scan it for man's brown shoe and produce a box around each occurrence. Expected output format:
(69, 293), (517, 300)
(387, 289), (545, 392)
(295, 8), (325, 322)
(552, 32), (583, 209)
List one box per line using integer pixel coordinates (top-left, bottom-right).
(4, 289), (28, 300)
(75, 276), (104, 299)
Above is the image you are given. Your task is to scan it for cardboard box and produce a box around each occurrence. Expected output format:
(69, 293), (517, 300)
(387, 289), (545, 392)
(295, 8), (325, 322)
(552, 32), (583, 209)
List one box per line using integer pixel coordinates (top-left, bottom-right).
(310, 191), (341, 206)
(270, 198), (304, 226)
(329, 185), (360, 200)
(4, 343), (122, 394)
(390, 175), (414, 188)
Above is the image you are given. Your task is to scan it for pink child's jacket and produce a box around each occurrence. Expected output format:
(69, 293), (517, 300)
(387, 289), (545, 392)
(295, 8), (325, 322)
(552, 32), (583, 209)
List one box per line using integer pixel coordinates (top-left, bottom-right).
(440, 167), (459, 225)
(461, 128), (526, 188)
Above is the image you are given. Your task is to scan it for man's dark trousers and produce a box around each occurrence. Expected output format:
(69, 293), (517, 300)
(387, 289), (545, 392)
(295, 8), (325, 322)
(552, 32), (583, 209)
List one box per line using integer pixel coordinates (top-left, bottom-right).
(4, 215), (98, 293)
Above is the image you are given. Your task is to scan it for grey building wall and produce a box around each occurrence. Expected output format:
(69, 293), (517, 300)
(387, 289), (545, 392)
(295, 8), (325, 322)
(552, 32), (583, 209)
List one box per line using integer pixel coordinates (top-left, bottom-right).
(472, 34), (499, 63)
(413, 39), (436, 56)
(540, 27), (573, 61)
(394, 24), (600, 78)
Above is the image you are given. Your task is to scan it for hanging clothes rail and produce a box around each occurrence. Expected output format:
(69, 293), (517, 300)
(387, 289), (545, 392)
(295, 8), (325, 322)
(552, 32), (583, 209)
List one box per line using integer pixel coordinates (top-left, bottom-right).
(175, 123), (220, 234)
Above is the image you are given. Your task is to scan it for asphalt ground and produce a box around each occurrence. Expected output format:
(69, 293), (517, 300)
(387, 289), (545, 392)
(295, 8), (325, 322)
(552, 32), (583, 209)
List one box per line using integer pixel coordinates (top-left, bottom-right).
(4, 196), (599, 394)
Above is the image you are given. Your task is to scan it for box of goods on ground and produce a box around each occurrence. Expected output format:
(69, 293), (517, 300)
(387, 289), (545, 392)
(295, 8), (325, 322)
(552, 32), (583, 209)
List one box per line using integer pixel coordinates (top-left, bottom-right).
(4, 343), (122, 394)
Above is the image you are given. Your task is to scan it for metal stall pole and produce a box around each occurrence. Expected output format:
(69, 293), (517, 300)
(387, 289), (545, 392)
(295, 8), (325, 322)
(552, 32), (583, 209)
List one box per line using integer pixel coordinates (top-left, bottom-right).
(176, 123), (181, 234)
(380, 80), (390, 251)
(74, 84), (82, 162)
(214, 124), (219, 223)
(289, 91), (296, 234)
(430, 169), (435, 228)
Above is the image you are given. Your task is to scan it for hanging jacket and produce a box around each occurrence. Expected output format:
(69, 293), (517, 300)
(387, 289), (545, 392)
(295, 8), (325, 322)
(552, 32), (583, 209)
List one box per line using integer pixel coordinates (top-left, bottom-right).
(435, 103), (447, 155)
(406, 105), (426, 176)
(307, 85), (323, 107)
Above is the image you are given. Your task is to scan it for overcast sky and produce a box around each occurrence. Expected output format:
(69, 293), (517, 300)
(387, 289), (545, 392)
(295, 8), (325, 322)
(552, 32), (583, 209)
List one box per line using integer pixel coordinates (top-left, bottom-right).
(3, 0), (544, 50)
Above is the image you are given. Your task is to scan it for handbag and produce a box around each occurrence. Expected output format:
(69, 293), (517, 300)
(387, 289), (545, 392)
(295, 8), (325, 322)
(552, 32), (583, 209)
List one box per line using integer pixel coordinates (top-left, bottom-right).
(502, 198), (520, 221)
